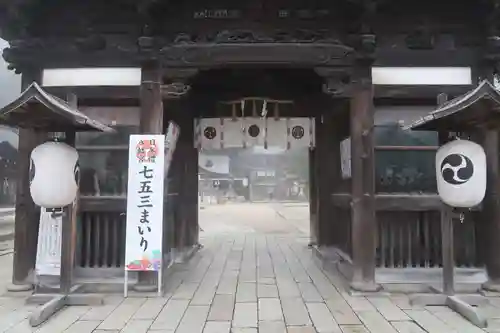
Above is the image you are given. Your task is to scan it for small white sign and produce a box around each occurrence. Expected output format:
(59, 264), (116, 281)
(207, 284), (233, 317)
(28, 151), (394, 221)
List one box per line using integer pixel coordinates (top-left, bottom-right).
(125, 135), (165, 272)
(165, 121), (180, 175)
(35, 210), (62, 276)
(340, 138), (352, 179)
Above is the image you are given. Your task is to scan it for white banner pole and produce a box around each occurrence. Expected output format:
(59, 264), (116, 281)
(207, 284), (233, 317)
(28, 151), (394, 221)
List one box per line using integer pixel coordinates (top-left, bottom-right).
(157, 267), (162, 297)
(124, 270), (128, 298)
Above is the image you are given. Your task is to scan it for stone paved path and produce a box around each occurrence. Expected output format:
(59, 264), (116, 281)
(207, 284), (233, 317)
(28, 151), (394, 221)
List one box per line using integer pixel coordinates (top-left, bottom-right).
(0, 203), (499, 332)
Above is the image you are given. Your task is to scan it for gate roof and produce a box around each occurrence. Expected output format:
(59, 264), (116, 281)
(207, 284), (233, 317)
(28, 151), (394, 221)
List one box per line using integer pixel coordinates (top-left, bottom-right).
(0, 82), (113, 132)
(406, 79), (500, 132)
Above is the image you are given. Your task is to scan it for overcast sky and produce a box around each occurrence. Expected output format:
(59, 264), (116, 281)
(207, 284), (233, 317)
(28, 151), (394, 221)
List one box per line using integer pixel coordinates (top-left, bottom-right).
(0, 39), (20, 147)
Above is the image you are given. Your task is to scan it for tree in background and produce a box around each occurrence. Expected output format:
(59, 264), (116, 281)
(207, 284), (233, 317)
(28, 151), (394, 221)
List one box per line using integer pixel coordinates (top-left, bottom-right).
(0, 39), (21, 109)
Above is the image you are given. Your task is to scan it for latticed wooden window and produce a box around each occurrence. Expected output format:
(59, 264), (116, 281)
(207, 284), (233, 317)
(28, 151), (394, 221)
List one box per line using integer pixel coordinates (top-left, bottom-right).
(76, 107), (139, 197)
(374, 106), (438, 193)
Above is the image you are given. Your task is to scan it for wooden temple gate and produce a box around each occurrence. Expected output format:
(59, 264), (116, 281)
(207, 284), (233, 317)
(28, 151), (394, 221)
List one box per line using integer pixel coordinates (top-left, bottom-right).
(1, 0), (500, 293)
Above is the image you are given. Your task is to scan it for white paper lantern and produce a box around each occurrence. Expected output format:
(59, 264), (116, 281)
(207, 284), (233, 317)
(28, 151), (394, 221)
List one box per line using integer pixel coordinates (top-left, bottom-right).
(30, 141), (79, 208)
(197, 118), (222, 150)
(244, 118), (265, 147)
(287, 118), (313, 149)
(436, 139), (486, 208)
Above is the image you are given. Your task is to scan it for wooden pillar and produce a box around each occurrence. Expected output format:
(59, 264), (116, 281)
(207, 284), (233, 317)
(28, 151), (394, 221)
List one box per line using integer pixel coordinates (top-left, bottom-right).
(308, 148), (318, 246)
(60, 122), (77, 294)
(161, 69), (198, 260)
(173, 106), (199, 254)
(315, 113), (338, 247)
(475, 62), (500, 291)
(140, 62), (164, 134)
(482, 130), (500, 291)
(349, 63), (380, 292)
(8, 68), (44, 291)
(135, 61), (163, 291)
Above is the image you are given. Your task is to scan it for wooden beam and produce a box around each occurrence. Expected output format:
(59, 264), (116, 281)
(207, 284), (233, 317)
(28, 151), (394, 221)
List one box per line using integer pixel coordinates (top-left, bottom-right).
(349, 63), (381, 292)
(44, 86), (140, 102)
(332, 193), (443, 211)
(373, 85), (472, 99)
(44, 83), (474, 102)
(79, 197), (127, 212)
(374, 48), (478, 67)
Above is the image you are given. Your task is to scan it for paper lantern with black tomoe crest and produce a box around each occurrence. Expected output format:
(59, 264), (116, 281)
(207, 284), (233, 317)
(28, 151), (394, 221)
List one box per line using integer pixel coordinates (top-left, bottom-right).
(29, 141), (79, 208)
(436, 139), (486, 208)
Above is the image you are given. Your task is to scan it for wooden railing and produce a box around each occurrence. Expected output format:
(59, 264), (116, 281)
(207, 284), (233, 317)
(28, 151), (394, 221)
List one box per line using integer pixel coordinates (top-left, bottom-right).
(332, 194), (484, 269)
(76, 211), (126, 269)
(376, 211), (483, 268)
(76, 196), (177, 272)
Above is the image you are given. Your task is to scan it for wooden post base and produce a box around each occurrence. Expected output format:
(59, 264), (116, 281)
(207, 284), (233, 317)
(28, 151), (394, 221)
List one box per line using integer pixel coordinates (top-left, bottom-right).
(7, 283), (34, 292)
(172, 244), (201, 264)
(482, 279), (500, 292)
(27, 285), (104, 327)
(410, 293), (488, 328)
(349, 280), (382, 293)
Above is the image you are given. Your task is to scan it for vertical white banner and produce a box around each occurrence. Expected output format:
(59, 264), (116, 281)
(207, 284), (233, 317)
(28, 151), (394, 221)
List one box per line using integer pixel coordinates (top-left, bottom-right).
(287, 117), (313, 149)
(125, 135), (165, 272)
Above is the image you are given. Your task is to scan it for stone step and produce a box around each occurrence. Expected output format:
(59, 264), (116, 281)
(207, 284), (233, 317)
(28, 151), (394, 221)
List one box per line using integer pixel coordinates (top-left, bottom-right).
(0, 228), (14, 242)
(0, 214), (15, 242)
(0, 208), (14, 218)
(0, 240), (13, 256)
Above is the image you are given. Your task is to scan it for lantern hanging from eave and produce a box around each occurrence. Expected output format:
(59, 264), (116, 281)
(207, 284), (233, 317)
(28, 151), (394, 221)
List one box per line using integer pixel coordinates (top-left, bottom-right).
(29, 141), (80, 208)
(436, 139), (486, 208)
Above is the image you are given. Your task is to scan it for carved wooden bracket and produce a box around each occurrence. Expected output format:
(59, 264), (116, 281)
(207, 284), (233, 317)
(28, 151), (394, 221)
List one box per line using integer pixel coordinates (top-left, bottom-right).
(161, 30), (354, 67)
(314, 67), (353, 96)
(162, 68), (199, 99)
(353, 34), (377, 61)
(314, 33), (375, 97)
(161, 83), (191, 99)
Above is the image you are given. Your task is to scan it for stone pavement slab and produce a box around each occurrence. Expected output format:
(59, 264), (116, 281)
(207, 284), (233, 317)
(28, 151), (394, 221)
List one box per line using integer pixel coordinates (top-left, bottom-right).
(0, 203), (499, 333)
(233, 302), (258, 328)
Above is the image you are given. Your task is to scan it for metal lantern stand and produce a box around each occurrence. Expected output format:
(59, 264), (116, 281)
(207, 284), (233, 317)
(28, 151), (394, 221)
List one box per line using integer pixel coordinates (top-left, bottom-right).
(409, 205), (488, 328)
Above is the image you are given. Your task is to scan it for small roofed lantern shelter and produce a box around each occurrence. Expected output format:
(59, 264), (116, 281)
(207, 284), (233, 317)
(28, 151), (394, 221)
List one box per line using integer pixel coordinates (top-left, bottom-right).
(405, 79), (500, 326)
(0, 82), (112, 132)
(0, 81), (114, 326)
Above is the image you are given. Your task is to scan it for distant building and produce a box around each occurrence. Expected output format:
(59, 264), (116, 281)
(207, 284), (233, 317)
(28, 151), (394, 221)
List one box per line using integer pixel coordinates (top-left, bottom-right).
(199, 148), (308, 202)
